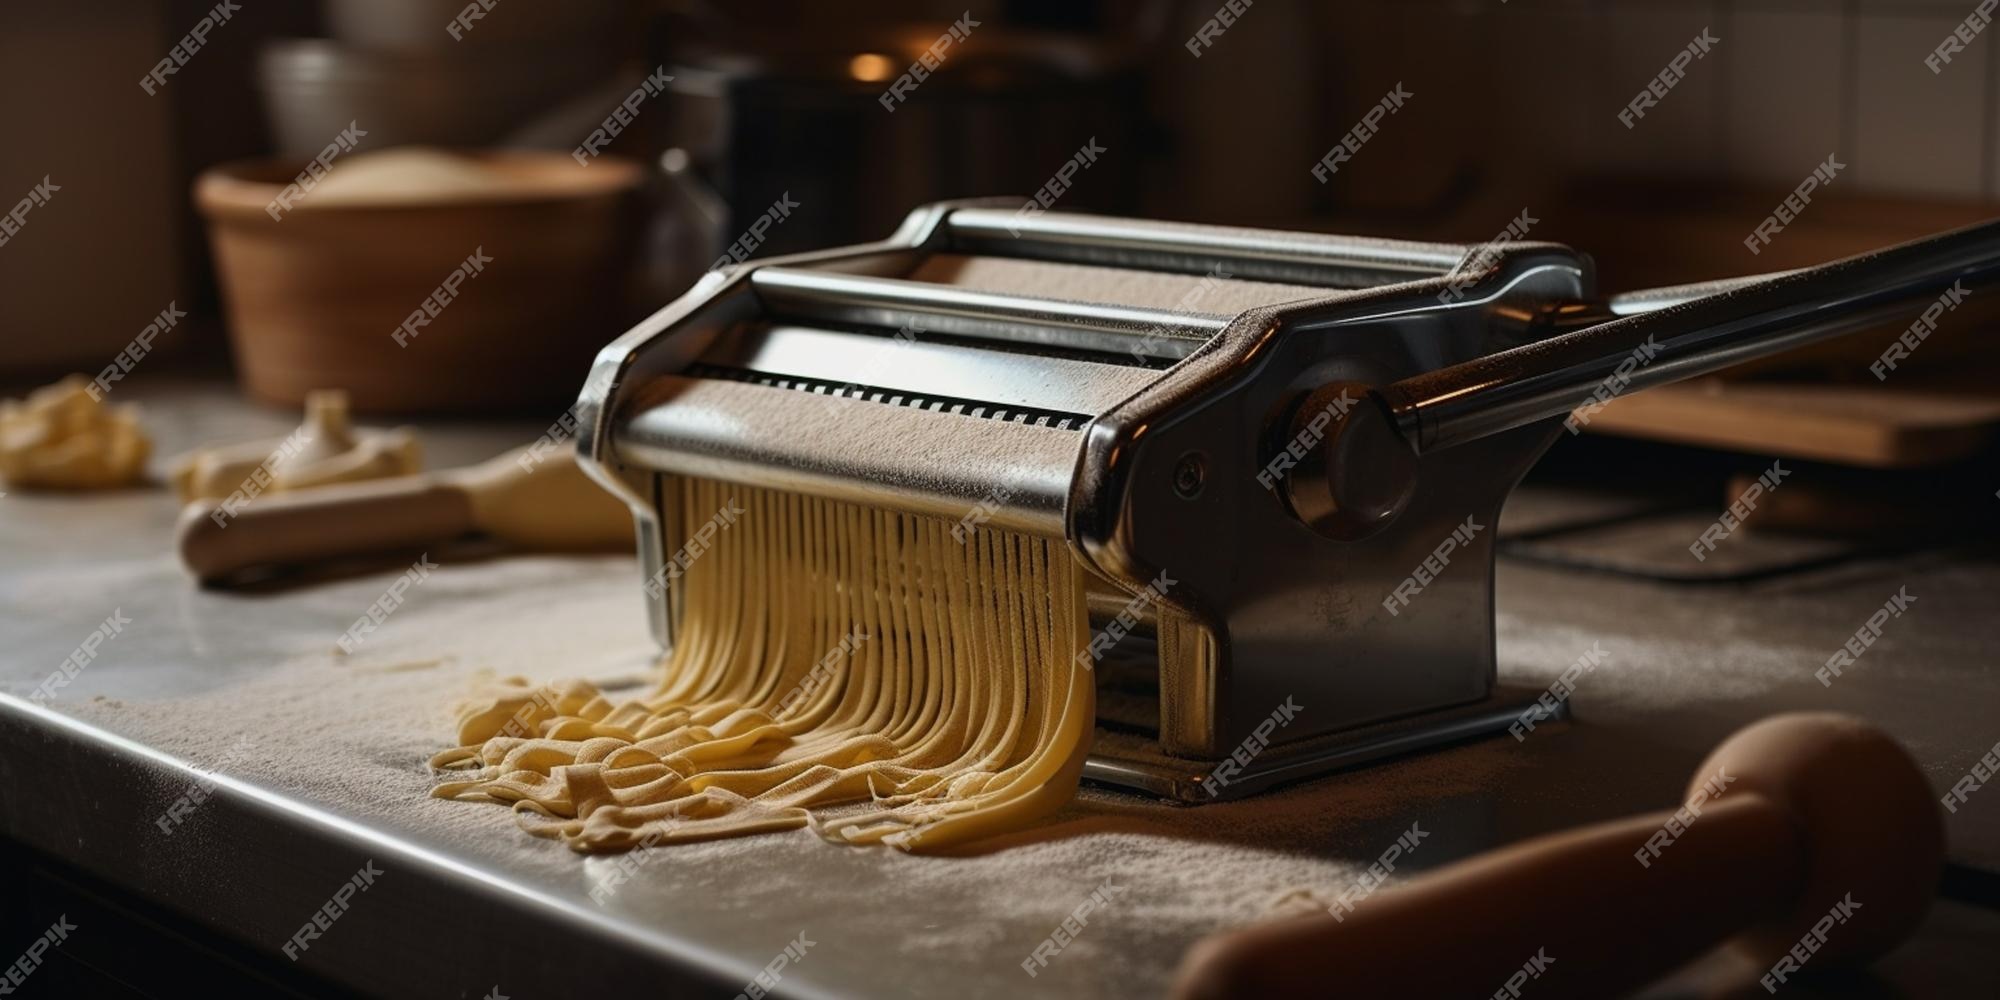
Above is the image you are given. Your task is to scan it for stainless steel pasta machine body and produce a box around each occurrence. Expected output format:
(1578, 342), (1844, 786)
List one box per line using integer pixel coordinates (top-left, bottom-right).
(574, 200), (2000, 801)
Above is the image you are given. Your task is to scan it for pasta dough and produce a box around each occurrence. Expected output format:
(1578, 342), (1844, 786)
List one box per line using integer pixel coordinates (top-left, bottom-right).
(0, 376), (151, 490)
(171, 389), (420, 502)
(308, 148), (513, 205)
(430, 476), (1095, 854)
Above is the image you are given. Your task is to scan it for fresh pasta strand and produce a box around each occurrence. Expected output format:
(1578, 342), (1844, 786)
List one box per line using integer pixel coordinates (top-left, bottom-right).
(430, 476), (1096, 854)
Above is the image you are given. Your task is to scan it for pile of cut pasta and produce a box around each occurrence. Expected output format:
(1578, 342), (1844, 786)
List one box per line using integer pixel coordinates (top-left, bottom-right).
(430, 476), (1095, 853)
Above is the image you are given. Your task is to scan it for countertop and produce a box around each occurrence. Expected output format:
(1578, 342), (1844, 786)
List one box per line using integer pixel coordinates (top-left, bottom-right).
(2, 377), (1996, 998)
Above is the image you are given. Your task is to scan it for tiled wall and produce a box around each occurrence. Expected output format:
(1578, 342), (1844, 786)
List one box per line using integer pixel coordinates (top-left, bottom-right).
(1162, 0), (2000, 222)
(1340, 0), (1996, 198)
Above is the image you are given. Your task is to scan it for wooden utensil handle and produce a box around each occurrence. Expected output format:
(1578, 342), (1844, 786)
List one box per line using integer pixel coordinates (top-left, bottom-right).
(177, 477), (475, 583)
(1175, 794), (1806, 1000)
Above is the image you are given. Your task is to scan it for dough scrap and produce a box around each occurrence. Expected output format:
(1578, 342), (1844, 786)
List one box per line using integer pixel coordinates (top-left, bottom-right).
(431, 476), (1095, 854)
(0, 376), (151, 490)
(171, 389), (420, 502)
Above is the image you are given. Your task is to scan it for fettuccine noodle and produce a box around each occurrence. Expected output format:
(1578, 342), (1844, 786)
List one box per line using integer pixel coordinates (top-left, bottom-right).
(430, 476), (1094, 854)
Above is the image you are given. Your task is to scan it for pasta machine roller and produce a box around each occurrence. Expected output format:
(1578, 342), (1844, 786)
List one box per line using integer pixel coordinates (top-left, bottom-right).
(574, 201), (2000, 801)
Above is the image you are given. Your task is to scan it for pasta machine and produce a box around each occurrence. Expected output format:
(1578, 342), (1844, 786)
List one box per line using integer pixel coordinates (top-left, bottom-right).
(574, 201), (2000, 801)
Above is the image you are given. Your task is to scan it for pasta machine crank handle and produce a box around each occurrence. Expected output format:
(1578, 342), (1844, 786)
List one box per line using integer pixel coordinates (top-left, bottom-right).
(1297, 217), (2000, 538)
(1384, 215), (2000, 455)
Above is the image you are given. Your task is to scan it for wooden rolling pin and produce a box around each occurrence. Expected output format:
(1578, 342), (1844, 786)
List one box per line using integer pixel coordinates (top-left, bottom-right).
(1173, 713), (1944, 999)
(178, 447), (633, 584)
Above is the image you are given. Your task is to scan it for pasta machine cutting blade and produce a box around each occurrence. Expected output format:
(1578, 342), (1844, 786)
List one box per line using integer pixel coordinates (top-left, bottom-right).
(572, 200), (2000, 802)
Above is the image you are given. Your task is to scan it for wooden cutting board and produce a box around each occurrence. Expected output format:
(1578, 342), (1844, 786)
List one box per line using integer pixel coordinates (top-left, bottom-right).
(1586, 378), (2000, 468)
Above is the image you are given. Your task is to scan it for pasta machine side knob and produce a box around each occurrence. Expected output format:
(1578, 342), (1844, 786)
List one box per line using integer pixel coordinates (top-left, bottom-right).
(1279, 382), (1418, 541)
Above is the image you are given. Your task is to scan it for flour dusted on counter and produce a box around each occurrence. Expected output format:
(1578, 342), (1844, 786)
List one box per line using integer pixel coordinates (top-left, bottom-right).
(54, 551), (1517, 996)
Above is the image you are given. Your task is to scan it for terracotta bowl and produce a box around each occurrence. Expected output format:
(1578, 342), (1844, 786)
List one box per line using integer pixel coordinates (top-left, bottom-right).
(195, 151), (645, 414)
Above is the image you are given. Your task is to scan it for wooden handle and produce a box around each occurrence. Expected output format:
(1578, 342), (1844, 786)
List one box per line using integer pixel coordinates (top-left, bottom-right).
(1175, 713), (1944, 1000)
(177, 476), (475, 583)
(1174, 795), (1804, 1000)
